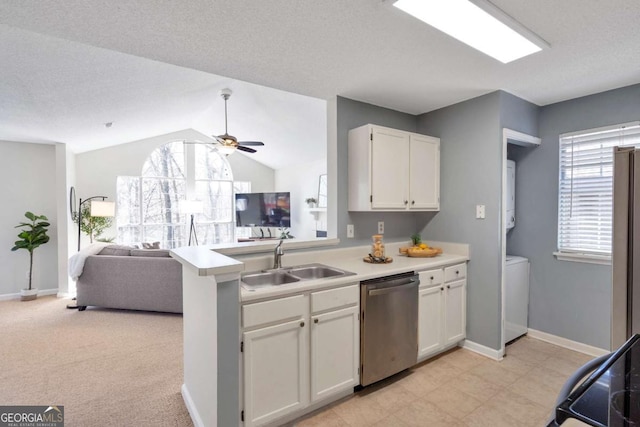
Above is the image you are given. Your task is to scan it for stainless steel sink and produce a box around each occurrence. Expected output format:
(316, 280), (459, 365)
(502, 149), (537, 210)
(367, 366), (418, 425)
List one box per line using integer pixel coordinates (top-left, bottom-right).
(241, 271), (300, 289)
(241, 263), (355, 290)
(287, 264), (348, 280)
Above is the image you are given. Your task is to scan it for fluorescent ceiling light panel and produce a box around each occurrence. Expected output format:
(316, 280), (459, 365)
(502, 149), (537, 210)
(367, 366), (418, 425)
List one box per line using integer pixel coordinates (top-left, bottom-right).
(393, 0), (546, 63)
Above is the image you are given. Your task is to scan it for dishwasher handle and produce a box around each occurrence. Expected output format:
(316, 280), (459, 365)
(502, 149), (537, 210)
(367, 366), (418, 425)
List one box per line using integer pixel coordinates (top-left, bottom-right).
(367, 279), (417, 296)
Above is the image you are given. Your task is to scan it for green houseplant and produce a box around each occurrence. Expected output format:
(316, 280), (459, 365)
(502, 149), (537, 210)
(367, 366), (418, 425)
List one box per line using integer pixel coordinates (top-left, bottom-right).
(11, 211), (50, 301)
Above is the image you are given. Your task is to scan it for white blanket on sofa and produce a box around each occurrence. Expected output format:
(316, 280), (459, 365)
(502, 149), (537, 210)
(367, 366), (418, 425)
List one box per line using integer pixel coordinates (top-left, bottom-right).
(68, 242), (111, 281)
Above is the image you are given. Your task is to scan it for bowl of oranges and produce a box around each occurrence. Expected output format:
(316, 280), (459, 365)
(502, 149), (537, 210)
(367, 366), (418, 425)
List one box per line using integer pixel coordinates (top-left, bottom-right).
(399, 235), (442, 258)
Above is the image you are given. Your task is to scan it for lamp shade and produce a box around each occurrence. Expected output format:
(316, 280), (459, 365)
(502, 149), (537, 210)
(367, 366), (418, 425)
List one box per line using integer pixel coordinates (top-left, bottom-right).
(90, 200), (115, 217)
(179, 200), (204, 215)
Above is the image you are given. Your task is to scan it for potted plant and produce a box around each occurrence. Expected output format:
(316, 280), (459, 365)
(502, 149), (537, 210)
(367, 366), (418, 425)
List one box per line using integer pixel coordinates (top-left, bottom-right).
(278, 228), (295, 239)
(305, 197), (317, 208)
(11, 211), (50, 301)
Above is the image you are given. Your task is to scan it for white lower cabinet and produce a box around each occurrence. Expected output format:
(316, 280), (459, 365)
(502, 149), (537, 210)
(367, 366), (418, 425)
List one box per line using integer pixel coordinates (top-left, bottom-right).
(418, 284), (444, 358)
(311, 305), (359, 402)
(444, 278), (466, 346)
(418, 263), (467, 360)
(243, 318), (309, 427)
(242, 285), (359, 426)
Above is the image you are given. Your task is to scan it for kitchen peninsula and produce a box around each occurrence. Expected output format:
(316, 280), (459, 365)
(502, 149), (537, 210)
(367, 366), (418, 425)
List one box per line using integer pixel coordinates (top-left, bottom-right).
(171, 240), (469, 427)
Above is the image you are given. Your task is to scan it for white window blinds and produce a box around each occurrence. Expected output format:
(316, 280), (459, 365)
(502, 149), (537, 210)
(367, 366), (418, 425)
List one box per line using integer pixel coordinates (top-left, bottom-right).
(558, 122), (640, 256)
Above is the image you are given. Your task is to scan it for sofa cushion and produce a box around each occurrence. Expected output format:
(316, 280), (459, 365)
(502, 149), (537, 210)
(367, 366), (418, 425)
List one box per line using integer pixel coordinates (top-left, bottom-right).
(142, 241), (161, 249)
(130, 249), (171, 258)
(99, 245), (136, 256)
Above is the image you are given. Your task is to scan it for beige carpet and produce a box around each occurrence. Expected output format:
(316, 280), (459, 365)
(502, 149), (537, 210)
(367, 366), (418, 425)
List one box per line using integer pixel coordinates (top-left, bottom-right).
(0, 296), (192, 426)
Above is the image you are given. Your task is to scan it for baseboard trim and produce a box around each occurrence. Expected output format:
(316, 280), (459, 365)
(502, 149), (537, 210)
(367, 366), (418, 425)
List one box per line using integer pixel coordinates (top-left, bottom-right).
(57, 292), (74, 299)
(527, 328), (610, 357)
(181, 384), (204, 427)
(462, 340), (503, 361)
(0, 288), (58, 301)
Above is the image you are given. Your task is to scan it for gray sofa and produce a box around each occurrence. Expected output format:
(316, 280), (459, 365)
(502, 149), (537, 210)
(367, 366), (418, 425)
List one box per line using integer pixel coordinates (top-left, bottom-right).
(76, 246), (183, 313)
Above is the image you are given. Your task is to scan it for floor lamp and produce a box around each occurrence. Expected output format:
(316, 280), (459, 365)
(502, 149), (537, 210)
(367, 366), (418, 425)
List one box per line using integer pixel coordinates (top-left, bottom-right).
(68, 188), (116, 309)
(180, 200), (204, 246)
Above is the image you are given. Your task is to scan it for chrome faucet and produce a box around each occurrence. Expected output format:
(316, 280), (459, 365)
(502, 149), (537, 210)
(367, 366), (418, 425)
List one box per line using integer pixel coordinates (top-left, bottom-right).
(273, 239), (284, 269)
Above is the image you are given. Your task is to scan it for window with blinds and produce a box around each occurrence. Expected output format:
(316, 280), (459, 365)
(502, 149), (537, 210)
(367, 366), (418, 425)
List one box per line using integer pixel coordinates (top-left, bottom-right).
(558, 122), (640, 257)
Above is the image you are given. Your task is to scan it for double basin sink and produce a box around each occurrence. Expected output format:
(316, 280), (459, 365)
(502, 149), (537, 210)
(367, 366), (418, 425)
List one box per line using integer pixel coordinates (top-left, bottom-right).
(241, 263), (356, 290)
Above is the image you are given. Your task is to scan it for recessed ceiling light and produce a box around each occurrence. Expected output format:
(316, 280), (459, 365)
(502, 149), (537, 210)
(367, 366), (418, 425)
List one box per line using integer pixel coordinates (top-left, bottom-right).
(392, 0), (548, 63)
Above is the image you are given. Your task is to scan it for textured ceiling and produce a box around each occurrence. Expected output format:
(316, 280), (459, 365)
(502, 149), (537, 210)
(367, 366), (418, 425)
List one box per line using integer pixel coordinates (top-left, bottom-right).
(0, 1), (639, 167)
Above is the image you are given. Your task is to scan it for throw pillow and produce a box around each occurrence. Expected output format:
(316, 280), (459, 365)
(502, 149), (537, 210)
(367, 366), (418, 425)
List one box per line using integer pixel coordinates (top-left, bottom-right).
(142, 241), (161, 249)
(99, 245), (135, 256)
(130, 249), (171, 258)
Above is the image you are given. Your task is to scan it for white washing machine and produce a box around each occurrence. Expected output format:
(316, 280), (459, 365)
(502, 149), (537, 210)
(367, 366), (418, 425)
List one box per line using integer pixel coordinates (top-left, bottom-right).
(505, 255), (529, 344)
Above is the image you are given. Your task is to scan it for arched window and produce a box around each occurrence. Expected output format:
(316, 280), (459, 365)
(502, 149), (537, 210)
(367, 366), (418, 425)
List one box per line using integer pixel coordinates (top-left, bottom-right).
(117, 141), (248, 248)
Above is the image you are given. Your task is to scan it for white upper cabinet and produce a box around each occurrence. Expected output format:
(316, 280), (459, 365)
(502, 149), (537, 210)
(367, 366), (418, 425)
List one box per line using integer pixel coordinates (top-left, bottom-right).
(371, 126), (410, 209)
(348, 124), (440, 211)
(409, 134), (440, 209)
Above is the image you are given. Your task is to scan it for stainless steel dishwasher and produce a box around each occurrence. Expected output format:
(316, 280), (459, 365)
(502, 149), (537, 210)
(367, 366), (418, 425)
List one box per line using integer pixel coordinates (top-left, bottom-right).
(360, 271), (419, 386)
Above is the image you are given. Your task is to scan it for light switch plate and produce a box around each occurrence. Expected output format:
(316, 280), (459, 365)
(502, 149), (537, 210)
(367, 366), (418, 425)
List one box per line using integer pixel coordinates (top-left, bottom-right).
(347, 224), (354, 238)
(378, 221), (384, 234)
(476, 205), (486, 219)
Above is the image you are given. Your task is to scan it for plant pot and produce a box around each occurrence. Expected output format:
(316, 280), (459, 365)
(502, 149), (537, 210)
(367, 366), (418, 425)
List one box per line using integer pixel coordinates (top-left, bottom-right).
(307, 202), (316, 208)
(21, 288), (38, 301)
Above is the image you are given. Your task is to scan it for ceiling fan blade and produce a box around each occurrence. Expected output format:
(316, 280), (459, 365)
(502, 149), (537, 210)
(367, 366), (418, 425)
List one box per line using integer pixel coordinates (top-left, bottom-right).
(238, 141), (265, 146)
(237, 145), (257, 153)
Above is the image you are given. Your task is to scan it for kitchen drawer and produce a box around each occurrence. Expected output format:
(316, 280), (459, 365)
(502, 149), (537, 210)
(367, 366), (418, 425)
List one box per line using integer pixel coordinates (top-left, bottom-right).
(418, 269), (444, 288)
(444, 263), (467, 282)
(311, 284), (359, 314)
(243, 294), (307, 329)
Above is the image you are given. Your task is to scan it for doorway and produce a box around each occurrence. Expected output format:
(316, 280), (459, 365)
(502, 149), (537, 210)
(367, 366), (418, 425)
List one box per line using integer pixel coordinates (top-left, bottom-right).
(500, 129), (540, 356)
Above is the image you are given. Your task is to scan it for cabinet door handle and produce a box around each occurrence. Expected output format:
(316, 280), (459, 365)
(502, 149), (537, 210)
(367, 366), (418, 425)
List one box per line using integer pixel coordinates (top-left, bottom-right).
(430, 276), (434, 281)
(440, 287), (444, 291)
(411, 200), (415, 205)
(314, 318), (319, 324)
(447, 285), (451, 289)
(456, 270), (459, 275)
(300, 321), (305, 327)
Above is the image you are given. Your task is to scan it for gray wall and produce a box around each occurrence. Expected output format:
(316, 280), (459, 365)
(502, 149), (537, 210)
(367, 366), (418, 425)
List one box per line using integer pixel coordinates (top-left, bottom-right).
(508, 83), (640, 350)
(499, 91), (539, 137)
(0, 141), (59, 296)
(417, 92), (504, 350)
(336, 96), (436, 246)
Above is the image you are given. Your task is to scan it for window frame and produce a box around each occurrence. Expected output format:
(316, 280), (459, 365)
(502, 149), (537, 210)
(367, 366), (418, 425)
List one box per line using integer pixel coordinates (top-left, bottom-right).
(555, 121), (640, 264)
(116, 141), (245, 248)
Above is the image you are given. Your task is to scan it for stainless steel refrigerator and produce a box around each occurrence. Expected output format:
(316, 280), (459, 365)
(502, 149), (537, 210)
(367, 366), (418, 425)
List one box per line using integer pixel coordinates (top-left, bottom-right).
(612, 147), (640, 349)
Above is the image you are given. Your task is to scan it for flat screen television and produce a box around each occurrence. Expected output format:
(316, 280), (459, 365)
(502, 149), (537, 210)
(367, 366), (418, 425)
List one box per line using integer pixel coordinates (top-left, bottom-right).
(235, 192), (291, 228)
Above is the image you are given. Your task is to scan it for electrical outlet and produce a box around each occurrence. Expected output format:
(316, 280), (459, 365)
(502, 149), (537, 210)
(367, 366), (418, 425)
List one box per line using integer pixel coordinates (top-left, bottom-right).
(476, 204), (486, 219)
(347, 224), (354, 238)
(378, 221), (384, 234)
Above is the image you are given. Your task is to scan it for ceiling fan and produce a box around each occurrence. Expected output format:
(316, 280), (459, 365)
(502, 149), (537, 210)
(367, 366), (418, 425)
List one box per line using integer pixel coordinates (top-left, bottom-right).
(212, 88), (265, 154)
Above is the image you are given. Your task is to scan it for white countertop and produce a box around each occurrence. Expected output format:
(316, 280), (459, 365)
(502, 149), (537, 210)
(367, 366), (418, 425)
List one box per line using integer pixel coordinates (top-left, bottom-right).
(170, 245), (244, 277)
(239, 242), (469, 302)
(169, 238), (341, 277)
(170, 240), (469, 301)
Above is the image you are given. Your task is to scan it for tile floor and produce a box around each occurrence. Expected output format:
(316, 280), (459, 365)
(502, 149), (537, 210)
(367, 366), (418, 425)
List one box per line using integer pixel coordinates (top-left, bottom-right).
(293, 336), (593, 426)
